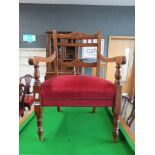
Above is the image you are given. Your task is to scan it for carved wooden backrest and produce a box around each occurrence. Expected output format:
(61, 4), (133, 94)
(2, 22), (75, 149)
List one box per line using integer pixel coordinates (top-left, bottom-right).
(19, 83), (26, 103)
(20, 74), (34, 94)
(52, 30), (102, 76)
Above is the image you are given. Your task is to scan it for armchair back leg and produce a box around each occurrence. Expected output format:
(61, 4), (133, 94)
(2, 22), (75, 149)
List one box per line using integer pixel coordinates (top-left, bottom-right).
(92, 107), (96, 113)
(57, 106), (61, 112)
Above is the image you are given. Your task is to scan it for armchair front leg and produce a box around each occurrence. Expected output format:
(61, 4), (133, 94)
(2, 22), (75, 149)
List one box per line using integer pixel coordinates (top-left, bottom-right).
(99, 54), (126, 142)
(112, 63), (122, 143)
(34, 104), (43, 141)
(33, 64), (43, 141)
(28, 51), (57, 141)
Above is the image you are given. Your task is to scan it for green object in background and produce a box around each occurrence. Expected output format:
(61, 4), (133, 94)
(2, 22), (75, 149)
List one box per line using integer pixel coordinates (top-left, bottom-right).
(19, 107), (134, 155)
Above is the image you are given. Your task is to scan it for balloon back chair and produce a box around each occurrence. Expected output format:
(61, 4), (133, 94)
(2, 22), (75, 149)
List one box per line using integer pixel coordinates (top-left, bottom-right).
(20, 74), (34, 111)
(19, 82), (26, 117)
(28, 30), (126, 142)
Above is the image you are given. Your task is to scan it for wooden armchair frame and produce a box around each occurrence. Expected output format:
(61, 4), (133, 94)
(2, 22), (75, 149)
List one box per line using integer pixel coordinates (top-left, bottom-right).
(28, 30), (126, 142)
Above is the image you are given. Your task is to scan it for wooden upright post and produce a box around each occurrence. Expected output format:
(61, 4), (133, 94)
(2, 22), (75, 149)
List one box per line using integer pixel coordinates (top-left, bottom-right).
(33, 64), (43, 141)
(34, 64), (41, 86)
(112, 63), (122, 143)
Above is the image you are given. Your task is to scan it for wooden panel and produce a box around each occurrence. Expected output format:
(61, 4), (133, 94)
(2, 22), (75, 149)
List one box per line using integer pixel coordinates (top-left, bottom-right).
(107, 36), (135, 96)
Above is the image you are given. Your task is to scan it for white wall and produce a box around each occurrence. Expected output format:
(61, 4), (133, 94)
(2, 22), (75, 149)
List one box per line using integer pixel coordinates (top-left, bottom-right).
(19, 48), (46, 82)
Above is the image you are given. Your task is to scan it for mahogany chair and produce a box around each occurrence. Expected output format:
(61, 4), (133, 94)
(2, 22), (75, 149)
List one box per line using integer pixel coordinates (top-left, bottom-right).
(19, 82), (26, 117)
(121, 95), (135, 128)
(28, 30), (126, 142)
(20, 74), (34, 111)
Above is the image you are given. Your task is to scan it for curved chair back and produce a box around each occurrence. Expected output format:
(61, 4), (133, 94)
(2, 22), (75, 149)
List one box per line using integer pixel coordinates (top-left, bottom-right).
(20, 74), (34, 94)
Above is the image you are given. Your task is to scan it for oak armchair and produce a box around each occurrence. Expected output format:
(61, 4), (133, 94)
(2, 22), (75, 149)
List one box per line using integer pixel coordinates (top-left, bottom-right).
(28, 30), (126, 142)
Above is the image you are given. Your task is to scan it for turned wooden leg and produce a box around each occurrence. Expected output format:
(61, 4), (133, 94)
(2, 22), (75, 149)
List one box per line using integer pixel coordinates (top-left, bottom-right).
(92, 107), (96, 113)
(112, 113), (119, 143)
(112, 62), (122, 143)
(112, 89), (121, 143)
(57, 106), (61, 112)
(34, 104), (43, 141)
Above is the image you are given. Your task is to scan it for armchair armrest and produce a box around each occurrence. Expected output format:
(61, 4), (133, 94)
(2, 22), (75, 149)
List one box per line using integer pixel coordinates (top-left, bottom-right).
(28, 50), (57, 65)
(100, 54), (126, 65)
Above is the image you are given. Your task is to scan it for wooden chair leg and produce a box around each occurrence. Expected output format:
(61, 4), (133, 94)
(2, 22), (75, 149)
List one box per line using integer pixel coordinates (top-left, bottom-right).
(34, 104), (43, 141)
(112, 62), (122, 143)
(57, 106), (61, 112)
(92, 107), (96, 113)
(112, 91), (121, 143)
(112, 113), (119, 143)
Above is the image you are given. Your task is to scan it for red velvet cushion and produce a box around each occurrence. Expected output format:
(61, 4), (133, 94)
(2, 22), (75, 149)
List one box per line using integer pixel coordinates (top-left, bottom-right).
(41, 75), (116, 106)
(24, 95), (34, 105)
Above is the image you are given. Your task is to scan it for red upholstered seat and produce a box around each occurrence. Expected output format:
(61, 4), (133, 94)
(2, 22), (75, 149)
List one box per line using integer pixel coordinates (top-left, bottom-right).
(41, 75), (116, 106)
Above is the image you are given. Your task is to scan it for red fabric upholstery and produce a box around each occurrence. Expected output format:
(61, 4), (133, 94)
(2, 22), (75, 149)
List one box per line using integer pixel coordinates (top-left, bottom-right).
(24, 95), (34, 105)
(41, 75), (116, 106)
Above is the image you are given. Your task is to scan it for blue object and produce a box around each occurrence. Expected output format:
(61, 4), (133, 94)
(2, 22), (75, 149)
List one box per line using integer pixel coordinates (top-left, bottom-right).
(23, 34), (36, 43)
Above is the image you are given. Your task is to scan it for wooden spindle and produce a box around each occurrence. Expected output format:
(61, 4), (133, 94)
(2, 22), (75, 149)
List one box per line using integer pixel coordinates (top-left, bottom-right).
(73, 67), (76, 75)
(34, 64), (41, 86)
(115, 63), (121, 85)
